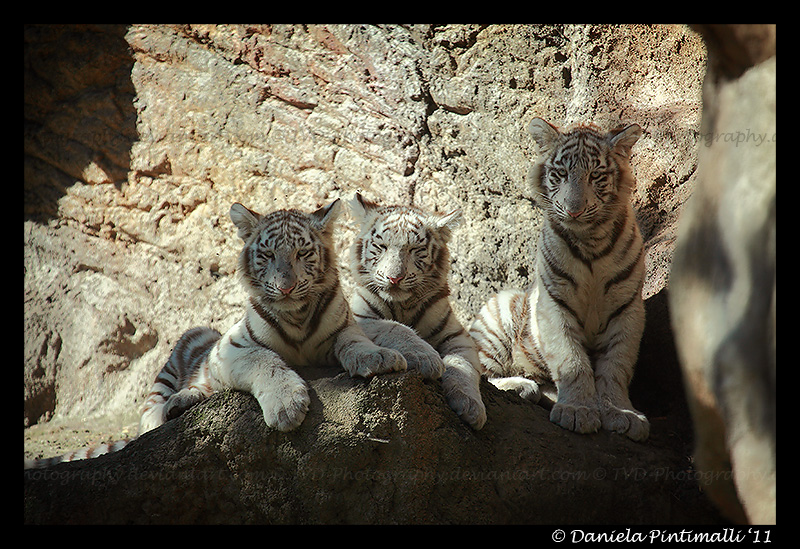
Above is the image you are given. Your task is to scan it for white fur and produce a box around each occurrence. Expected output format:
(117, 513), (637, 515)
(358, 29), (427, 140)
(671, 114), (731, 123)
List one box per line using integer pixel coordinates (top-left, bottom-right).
(470, 119), (648, 441)
(348, 193), (486, 430)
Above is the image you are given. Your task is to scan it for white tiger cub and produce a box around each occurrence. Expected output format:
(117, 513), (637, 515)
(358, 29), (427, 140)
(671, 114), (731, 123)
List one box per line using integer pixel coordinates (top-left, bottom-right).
(348, 193), (487, 430)
(469, 118), (649, 441)
(142, 199), (407, 434)
(26, 200), (406, 468)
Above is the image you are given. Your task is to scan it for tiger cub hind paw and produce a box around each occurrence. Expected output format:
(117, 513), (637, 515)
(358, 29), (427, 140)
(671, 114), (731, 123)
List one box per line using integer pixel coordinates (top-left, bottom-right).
(488, 376), (542, 403)
(164, 388), (208, 422)
(601, 405), (650, 441)
(550, 401), (601, 434)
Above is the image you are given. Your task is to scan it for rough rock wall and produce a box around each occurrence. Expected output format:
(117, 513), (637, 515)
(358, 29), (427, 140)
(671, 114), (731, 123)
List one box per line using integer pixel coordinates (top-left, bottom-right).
(24, 25), (705, 453)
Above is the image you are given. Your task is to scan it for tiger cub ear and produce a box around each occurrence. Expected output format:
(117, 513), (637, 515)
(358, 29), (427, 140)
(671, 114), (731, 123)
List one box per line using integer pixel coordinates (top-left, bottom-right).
(309, 198), (341, 234)
(348, 192), (380, 224)
(427, 208), (462, 242)
(432, 208), (462, 230)
(527, 117), (561, 151)
(608, 124), (642, 158)
(230, 203), (262, 241)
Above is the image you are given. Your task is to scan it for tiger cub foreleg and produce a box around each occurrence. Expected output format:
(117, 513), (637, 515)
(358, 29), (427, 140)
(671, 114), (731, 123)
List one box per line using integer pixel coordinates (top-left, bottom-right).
(438, 333), (487, 430)
(537, 300), (602, 434)
(592, 299), (649, 441)
(209, 325), (311, 432)
(333, 320), (409, 379)
(353, 317), (444, 379)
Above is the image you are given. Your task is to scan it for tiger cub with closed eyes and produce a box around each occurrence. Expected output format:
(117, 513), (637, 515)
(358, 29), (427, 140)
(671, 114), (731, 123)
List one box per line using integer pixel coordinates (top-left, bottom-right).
(348, 193), (486, 430)
(469, 118), (649, 441)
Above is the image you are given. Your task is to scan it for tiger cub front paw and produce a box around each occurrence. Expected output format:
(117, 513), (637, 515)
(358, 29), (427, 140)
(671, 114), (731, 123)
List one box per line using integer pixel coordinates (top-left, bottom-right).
(600, 404), (650, 441)
(346, 345), (408, 378)
(550, 401), (601, 434)
(441, 359), (486, 430)
(402, 340), (445, 380)
(255, 368), (311, 432)
(443, 381), (487, 430)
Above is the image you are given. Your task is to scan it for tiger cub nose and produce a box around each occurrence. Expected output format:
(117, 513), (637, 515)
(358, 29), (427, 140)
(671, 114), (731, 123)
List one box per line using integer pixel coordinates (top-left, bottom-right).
(279, 284), (296, 295)
(387, 275), (404, 285)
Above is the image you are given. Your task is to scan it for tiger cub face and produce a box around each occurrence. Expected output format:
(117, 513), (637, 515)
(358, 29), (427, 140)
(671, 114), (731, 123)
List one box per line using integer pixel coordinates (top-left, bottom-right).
(527, 118), (641, 228)
(349, 193), (460, 303)
(230, 201), (339, 310)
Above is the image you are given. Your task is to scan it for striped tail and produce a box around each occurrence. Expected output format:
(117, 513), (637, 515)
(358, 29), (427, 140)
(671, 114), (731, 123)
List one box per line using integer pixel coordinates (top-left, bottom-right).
(24, 327), (221, 470)
(139, 327), (220, 434)
(24, 438), (132, 469)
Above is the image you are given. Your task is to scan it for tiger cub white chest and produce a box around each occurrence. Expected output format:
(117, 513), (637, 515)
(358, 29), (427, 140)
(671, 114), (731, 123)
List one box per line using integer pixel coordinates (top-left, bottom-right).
(537, 214), (644, 347)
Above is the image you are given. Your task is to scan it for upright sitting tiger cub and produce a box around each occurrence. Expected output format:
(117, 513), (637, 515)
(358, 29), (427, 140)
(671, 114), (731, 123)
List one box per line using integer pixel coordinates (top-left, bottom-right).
(469, 118), (649, 441)
(27, 200), (406, 468)
(348, 193), (487, 430)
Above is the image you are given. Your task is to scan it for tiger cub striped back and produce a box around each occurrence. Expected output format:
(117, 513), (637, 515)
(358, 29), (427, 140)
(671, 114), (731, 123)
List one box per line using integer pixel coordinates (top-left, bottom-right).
(26, 200), (406, 469)
(469, 118), (649, 441)
(348, 193), (486, 430)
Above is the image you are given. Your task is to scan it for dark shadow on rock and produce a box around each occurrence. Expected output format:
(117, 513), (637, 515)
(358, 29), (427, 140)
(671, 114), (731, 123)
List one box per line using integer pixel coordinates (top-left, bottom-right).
(631, 287), (694, 453)
(24, 24), (137, 222)
(25, 358), (725, 524)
